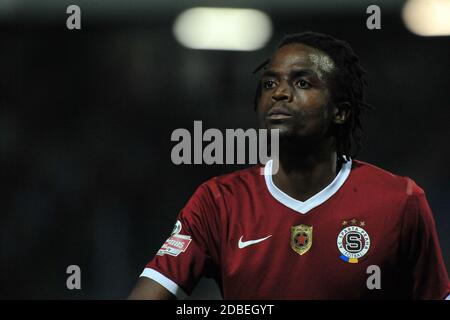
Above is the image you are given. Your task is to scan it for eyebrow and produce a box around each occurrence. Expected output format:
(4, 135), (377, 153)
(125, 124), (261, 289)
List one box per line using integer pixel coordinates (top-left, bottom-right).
(261, 68), (318, 79)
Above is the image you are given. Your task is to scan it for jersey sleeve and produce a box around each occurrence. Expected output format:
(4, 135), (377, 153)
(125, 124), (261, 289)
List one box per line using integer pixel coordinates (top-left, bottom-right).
(140, 182), (222, 298)
(400, 178), (450, 299)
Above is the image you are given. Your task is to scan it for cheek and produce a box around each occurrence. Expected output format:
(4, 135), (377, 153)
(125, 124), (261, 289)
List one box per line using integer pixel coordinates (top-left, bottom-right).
(256, 98), (267, 125)
(256, 92), (271, 113)
(258, 91), (271, 106)
(256, 95), (265, 111)
(297, 91), (330, 118)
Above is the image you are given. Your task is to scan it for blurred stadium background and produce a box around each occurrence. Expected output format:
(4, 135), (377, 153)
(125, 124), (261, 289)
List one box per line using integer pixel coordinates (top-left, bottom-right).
(0, 0), (449, 299)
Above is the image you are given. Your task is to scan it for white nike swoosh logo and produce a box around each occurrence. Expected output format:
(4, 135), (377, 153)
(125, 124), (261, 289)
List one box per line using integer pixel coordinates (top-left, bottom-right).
(238, 235), (272, 249)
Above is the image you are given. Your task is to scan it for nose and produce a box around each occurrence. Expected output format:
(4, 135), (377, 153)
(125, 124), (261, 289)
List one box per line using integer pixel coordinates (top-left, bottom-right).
(272, 83), (292, 102)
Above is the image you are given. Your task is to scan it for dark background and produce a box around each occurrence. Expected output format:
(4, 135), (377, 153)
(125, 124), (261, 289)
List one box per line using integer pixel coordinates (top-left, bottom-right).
(0, 0), (448, 299)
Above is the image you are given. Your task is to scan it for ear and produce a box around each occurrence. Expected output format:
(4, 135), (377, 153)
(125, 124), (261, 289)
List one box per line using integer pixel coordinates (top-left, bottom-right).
(333, 102), (351, 124)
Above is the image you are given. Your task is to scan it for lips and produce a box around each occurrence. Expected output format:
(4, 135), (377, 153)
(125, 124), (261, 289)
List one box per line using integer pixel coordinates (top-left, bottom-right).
(267, 106), (293, 119)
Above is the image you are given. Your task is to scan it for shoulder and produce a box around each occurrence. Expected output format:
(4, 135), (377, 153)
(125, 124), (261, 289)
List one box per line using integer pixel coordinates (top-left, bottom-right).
(199, 165), (263, 194)
(351, 159), (424, 199)
(187, 165), (263, 209)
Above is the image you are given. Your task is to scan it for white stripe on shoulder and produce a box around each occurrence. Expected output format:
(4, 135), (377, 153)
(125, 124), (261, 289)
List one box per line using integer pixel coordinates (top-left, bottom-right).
(140, 268), (187, 299)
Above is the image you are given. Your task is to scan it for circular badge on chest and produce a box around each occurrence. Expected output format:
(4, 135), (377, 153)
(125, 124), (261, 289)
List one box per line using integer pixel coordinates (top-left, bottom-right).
(337, 219), (370, 263)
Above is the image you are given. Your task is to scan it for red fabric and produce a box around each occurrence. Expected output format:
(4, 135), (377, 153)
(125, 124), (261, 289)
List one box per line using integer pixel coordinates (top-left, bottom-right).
(146, 160), (450, 299)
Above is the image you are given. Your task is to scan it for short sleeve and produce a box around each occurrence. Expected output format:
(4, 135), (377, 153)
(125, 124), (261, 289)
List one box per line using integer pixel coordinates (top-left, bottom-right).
(400, 178), (450, 299)
(140, 183), (221, 298)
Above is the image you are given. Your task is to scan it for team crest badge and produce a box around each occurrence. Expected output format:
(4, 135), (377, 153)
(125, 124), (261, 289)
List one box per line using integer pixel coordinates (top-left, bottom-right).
(337, 218), (370, 263)
(291, 224), (313, 255)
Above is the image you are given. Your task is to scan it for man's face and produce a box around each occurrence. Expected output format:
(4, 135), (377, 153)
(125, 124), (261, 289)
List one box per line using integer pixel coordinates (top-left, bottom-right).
(257, 43), (338, 144)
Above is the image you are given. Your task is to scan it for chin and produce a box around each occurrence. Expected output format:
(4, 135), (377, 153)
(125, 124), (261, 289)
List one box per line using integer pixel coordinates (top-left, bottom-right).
(272, 127), (300, 143)
(265, 119), (290, 129)
(270, 125), (314, 145)
(265, 120), (299, 136)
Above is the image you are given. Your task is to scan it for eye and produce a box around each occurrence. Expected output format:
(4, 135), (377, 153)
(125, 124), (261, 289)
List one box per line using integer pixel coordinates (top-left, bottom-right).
(296, 80), (311, 89)
(263, 80), (276, 89)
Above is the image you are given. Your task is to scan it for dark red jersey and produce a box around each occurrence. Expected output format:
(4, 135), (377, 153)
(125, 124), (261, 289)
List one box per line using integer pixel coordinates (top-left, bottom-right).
(142, 159), (450, 299)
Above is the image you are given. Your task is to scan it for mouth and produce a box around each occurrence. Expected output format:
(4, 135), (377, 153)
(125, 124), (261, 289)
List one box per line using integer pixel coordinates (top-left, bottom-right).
(266, 106), (293, 120)
(267, 114), (293, 120)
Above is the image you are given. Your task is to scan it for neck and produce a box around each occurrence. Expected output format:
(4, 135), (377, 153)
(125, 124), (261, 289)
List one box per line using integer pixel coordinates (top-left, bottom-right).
(272, 138), (341, 202)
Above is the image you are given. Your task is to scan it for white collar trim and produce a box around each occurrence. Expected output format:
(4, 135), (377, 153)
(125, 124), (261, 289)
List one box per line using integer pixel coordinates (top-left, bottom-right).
(264, 158), (352, 214)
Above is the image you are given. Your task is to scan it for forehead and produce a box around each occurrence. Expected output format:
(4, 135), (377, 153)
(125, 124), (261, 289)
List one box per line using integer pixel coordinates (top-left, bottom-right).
(267, 43), (335, 74)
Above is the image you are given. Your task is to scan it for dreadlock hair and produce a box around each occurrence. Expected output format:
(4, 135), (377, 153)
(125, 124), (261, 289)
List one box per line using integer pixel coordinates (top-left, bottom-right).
(253, 31), (372, 161)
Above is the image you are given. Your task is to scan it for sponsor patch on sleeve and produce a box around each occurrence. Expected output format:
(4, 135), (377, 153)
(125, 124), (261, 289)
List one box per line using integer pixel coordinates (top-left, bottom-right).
(157, 233), (192, 257)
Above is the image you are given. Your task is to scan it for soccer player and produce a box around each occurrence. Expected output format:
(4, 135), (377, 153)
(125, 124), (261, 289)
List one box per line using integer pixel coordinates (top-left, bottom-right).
(128, 32), (450, 299)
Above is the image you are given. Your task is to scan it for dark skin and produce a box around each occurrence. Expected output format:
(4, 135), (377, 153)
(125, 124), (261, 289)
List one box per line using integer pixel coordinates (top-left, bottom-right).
(128, 43), (350, 300)
(128, 277), (174, 300)
(258, 43), (350, 201)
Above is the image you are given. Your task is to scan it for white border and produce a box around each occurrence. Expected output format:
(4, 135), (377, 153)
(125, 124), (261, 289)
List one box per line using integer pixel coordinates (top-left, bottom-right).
(140, 267), (187, 299)
(264, 159), (352, 214)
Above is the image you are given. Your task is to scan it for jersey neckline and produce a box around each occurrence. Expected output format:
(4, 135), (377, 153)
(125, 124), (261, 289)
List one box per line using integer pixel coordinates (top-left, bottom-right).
(263, 158), (352, 214)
